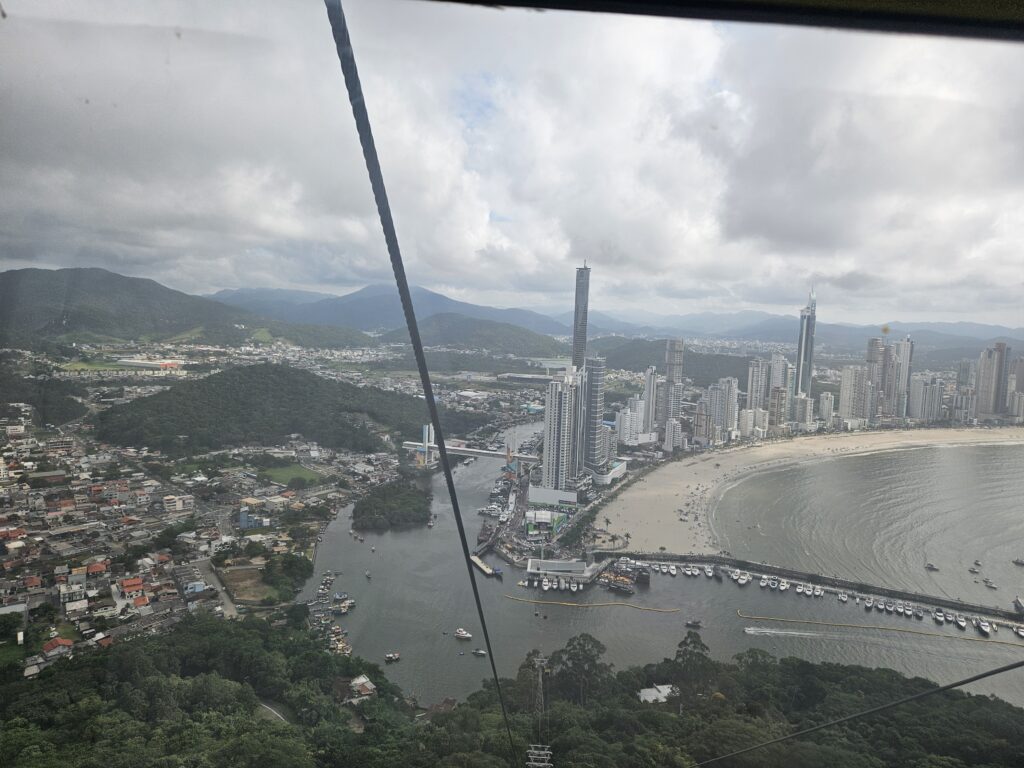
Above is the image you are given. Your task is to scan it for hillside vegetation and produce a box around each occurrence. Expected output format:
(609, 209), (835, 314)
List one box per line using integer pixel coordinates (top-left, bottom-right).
(93, 363), (486, 455)
(382, 312), (569, 357)
(0, 268), (372, 349)
(351, 479), (432, 530)
(2, 617), (1022, 768)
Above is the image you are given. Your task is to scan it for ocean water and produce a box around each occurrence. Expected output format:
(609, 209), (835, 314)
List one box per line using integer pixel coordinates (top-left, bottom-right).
(303, 441), (1024, 707)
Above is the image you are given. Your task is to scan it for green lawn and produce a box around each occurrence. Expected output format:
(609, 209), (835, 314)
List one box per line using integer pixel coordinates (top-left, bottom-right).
(0, 641), (24, 665)
(251, 327), (275, 343)
(260, 463), (322, 484)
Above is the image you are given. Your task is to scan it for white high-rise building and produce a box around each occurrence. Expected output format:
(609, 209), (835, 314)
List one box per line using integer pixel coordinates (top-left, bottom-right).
(839, 365), (871, 419)
(890, 336), (915, 418)
(738, 409), (755, 438)
(908, 375), (943, 423)
(770, 353), (788, 390)
(746, 358), (771, 411)
(583, 357), (608, 474)
(818, 391), (834, 423)
(792, 394), (814, 426)
(753, 408), (769, 431)
(794, 288), (816, 397)
(542, 368), (582, 491)
(707, 377), (739, 435)
(663, 418), (684, 452)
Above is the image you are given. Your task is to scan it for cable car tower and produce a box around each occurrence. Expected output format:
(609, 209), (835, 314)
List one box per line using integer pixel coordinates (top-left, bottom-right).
(526, 657), (552, 767)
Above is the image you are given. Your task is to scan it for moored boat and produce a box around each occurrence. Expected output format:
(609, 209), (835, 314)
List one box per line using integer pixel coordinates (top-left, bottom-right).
(978, 620), (991, 637)
(865, 597), (874, 610)
(779, 580), (789, 591)
(472, 648), (487, 657)
(669, 565), (678, 577)
(384, 652), (401, 663)
(541, 578), (550, 591)
(760, 576), (768, 588)
(704, 565), (714, 578)
(838, 592), (848, 603)
(454, 627), (472, 640)
(955, 615), (967, 630)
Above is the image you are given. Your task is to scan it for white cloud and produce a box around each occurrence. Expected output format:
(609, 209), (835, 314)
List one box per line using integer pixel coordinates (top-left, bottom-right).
(0, 0), (1021, 326)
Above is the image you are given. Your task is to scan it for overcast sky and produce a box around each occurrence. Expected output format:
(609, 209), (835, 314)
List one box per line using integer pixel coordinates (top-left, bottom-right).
(1, 0), (1022, 326)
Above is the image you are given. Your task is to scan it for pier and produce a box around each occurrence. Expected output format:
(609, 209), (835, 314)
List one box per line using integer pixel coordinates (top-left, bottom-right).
(593, 551), (1024, 623)
(469, 554), (496, 577)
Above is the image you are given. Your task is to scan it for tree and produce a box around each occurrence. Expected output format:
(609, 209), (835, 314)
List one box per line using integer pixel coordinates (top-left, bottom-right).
(549, 633), (613, 707)
(674, 631), (715, 693)
(0, 613), (22, 639)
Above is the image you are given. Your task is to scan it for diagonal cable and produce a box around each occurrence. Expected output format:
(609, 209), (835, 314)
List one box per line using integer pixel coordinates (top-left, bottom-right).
(321, 1), (518, 763)
(697, 656), (1024, 765)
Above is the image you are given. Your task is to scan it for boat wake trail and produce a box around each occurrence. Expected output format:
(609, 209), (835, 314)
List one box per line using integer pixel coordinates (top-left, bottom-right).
(744, 627), (830, 639)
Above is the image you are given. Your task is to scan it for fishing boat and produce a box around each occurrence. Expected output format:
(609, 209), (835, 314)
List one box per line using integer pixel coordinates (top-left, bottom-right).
(986, 582), (999, 590)
(472, 648), (487, 657)
(384, 652), (401, 663)
(804, 585), (813, 598)
(875, 600), (885, 612)
(454, 628), (472, 640)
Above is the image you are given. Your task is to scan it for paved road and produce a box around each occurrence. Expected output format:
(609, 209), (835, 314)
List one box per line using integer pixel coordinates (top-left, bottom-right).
(194, 558), (238, 618)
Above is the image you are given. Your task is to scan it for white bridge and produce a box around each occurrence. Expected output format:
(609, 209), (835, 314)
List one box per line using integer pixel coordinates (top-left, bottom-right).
(402, 424), (539, 466)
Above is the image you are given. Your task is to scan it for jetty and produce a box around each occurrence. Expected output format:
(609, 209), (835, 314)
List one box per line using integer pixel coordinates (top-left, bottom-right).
(593, 551), (1024, 623)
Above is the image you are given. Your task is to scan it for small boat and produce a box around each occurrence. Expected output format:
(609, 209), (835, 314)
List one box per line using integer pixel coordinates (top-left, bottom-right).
(945, 612), (954, 623)
(769, 579), (778, 590)
(838, 592), (848, 603)
(986, 582), (999, 590)
(384, 652), (401, 663)
(570, 580), (578, 593)
(978, 620), (991, 637)
(660, 564), (669, 574)
(685, 619), (703, 629)
(865, 598), (874, 610)
(933, 610), (944, 624)
(737, 573), (749, 586)
(759, 576), (768, 588)
(730, 570), (740, 581)
(541, 578), (550, 591)
(532, 579), (539, 588)
(955, 615), (967, 630)
(884, 601), (894, 613)
(875, 601), (885, 612)
(1015, 626), (1024, 638)
(704, 566), (714, 578)
(317, 536), (323, 542)
(796, 584), (804, 594)
(1013, 558), (1024, 567)
(779, 580), (789, 591)
(968, 567), (980, 574)
(914, 608), (924, 619)
(454, 628), (472, 640)
(813, 586), (823, 597)
(427, 520), (434, 528)
(669, 565), (678, 577)
(357, 536), (365, 543)
(365, 570), (371, 580)
(925, 562), (939, 572)
(1015, 596), (1024, 613)
(371, 546), (375, 552)
(974, 559), (983, 567)
(895, 603), (904, 615)
(517, 580), (528, 588)
(472, 648), (487, 657)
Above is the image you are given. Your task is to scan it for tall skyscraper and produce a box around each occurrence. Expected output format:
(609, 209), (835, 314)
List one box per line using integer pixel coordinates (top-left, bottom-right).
(641, 366), (658, 433)
(571, 265), (590, 371)
(908, 375), (944, 423)
(583, 357), (607, 474)
(707, 377), (739, 435)
(794, 288), (816, 397)
(976, 342), (1012, 418)
(746, 358), (770, 411)
(665, 339), (685, 384)
(542, 368), (582, 491)
(866, 337), (886, 415)
(890, 336), (915, 418)
(768, 386), (789, 427)
(957, 359), (976, 391)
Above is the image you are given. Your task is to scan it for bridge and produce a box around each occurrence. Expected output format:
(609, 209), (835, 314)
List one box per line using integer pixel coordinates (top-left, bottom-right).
(402, 424), (540, 466)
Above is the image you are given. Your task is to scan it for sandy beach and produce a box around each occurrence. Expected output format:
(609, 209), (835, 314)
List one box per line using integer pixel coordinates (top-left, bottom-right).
(600, 427), (1024, 556)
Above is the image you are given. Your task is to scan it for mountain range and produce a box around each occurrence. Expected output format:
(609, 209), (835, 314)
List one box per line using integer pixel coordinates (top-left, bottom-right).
(2, 267), (1020, 360)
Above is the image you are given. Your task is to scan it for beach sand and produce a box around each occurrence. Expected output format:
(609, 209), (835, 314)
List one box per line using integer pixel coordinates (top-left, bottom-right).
(600, 427), (1024, 556)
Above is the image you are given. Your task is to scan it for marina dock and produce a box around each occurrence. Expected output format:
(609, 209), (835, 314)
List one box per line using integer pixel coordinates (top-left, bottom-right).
(593, 550), (1024, 623)
(470, 554), (496, 577)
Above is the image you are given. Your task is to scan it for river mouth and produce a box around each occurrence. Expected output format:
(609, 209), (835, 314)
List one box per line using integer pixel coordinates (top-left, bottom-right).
(304, 439), (1024, 709)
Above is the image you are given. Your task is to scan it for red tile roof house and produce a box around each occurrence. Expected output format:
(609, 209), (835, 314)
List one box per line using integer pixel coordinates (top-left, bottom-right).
(118, 577), (145, 599)
(42, 637), (73, 659)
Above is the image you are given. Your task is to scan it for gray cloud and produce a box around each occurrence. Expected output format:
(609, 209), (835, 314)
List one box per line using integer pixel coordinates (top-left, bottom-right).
(0, 0), (1022, 326)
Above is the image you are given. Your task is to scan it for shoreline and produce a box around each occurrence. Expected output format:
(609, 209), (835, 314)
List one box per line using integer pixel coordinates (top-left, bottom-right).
(601, 427), (1024, 557)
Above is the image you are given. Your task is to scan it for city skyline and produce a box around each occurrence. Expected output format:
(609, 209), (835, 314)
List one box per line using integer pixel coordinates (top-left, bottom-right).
(2, 1), (1023, 326)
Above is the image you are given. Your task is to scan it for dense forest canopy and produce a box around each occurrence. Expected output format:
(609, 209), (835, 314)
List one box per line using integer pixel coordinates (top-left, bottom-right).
(2, 616), (1021, 768)
(93, 363), (487, 455)
(0, 361), (87, 425)
(352, 479), (432, 531)
(588, 338), (753, 388)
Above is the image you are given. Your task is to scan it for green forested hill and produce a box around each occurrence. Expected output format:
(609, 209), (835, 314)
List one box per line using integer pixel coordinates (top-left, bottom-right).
(382, 313), (569, 357)
(0, 268), (372, 349)
(2, 617), (1021, 768)
(93, 363), (486, 455)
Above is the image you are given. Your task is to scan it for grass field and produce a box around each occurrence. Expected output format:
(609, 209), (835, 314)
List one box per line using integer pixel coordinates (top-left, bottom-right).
(221, 569), (279, 604)
(261, 463), (322, 484)
(0, 641), (24, 665)
(251, 328), (275, 343)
